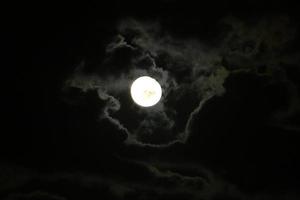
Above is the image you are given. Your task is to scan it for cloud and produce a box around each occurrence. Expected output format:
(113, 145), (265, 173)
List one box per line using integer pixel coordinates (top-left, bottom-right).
(0, 161), (241, 200)
(97, 89), (131, 135)
(64, 18), (231, 147)
(64, 15), (300, 147)
(220, 15), (299, 73)
(219, 16), (300, 132)
(1, 160), (299, 200)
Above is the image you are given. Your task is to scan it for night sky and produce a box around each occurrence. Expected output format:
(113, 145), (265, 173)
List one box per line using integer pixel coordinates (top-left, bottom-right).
(2, 1), (300, 199)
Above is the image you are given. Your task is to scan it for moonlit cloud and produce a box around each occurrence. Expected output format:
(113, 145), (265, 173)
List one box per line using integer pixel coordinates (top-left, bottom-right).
(64, 19), (231, 147)
(64, 15), (300, 147)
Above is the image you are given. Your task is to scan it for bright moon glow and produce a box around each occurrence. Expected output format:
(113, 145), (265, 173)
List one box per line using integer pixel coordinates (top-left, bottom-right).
(130, 76), (162, 107)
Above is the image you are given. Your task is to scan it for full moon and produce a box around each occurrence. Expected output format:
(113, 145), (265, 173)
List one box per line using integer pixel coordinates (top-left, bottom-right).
(130, 76), (162, 107)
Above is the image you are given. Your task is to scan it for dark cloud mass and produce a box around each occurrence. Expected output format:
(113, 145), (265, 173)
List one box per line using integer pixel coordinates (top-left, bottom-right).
(2, 1), (300, 200)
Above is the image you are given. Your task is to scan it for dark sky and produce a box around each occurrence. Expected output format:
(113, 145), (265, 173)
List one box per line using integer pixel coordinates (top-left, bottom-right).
(2, 1), (300, 199)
